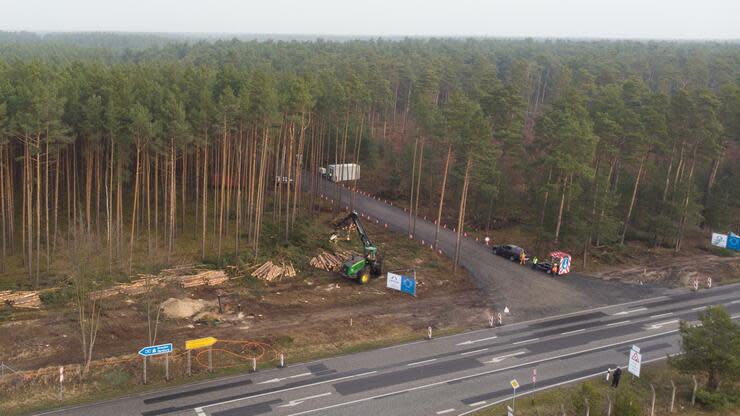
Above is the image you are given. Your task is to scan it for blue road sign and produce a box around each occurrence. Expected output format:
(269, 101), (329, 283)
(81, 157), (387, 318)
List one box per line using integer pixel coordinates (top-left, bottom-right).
(400, 275), (416, 296)
(138, 343), (173, 357)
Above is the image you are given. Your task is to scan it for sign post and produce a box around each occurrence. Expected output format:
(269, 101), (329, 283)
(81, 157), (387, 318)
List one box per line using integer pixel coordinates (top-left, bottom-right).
(59, 366), (64, 400)
(510, 379), (520, 413)
(531, 368), (537, 403)
(138, 343), (173, 384)
(628, 345), (642, 377)
(184, 337), (218, 373)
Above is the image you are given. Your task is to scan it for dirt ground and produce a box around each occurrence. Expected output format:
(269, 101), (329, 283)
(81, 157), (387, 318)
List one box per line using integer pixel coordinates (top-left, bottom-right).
(0, 216), (488, 375)
(588, 245), (739, 288)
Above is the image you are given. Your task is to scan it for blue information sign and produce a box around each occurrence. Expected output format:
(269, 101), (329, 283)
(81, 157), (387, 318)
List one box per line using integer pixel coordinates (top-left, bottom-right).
(727, 233), (740, 251)
(400, 275), (416, 296)
(138, 343), (173, 357)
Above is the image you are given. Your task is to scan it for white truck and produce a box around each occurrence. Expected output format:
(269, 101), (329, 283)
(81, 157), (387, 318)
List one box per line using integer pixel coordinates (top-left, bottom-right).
(325, 163), (360, 182)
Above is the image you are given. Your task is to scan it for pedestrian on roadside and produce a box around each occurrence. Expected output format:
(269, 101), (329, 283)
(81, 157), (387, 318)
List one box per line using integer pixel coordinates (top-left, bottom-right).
(611, 367), (622, 388)
(519, 250), (526, 265)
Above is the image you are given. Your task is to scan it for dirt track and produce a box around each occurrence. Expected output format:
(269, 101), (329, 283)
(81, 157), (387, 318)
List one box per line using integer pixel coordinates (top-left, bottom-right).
(314, 179), (665, 321)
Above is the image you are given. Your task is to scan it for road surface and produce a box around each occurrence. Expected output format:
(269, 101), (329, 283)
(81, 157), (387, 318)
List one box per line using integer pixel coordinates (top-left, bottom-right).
(40, 284), (740, 416)
(313, 180), (662, 320)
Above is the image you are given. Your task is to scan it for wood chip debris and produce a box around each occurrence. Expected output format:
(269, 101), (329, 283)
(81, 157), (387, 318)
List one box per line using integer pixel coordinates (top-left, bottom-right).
(251, 261), (297, 282)
(0, 290), (42, 309)
(309, 249), (353, 271)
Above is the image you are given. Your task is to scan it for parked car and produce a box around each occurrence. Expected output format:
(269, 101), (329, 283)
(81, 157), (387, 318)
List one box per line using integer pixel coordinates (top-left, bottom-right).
(530, 259), (552, 273)
(493, 244), (524, 261)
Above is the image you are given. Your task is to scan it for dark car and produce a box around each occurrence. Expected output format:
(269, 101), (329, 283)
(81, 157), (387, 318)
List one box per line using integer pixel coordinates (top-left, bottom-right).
(493, 244), (524, 261)
(531, 260), (552, 273)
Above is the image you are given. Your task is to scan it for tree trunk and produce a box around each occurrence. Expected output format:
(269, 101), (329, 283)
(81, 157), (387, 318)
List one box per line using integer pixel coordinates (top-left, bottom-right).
(453, 158), (472, 273)
(554, 175), (567, 245)
(434, 144), (452, 249)
(620, 151), (647, 245)
(408, 137), (418, 235)
(202, 133), (208, 260)
(413, 138), (424, 235)
(129, 143), (141, 273)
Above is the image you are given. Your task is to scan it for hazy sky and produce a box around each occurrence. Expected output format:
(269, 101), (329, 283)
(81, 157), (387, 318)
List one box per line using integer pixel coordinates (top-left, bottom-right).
(1, 0), (738, 39)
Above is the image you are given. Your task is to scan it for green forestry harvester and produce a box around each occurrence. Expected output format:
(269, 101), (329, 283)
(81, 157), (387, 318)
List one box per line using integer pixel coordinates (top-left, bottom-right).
(333, 211), (383, 284)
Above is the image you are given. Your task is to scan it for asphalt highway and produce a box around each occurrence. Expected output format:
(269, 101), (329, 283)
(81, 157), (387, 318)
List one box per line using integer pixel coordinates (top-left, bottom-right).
(39, 284), (740, 416)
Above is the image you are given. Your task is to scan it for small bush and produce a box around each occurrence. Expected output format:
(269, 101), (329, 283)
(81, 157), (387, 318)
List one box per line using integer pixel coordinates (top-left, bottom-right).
(570, 381), (602, 414)
(695, 388), (734, 412)
(101, 369), (131, 388)
(614, 385), (641, 416)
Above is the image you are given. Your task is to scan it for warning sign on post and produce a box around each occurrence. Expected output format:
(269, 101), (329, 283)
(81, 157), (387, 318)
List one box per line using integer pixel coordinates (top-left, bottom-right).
(628, 345), (641, 377)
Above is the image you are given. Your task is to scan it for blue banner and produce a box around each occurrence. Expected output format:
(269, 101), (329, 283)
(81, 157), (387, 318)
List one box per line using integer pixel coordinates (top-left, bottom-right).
(400, 275), (416, 296)
(727, 233), (740, 251)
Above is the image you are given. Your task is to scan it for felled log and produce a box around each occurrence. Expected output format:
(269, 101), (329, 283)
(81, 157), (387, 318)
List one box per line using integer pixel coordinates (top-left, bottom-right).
(0, 290), (42, 309)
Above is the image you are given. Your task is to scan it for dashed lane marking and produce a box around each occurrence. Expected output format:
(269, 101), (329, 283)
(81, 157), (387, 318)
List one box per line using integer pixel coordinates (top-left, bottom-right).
(436, 408), (456, 414)
(460, 349), (488, 356)
(513, 338), (539, 345)
(407, 359), (437, 366)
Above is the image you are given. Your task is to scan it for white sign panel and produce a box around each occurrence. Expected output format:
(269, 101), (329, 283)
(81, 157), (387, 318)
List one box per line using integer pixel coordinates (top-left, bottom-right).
(711, 233), (728, 248)
(386, 272), (402, 291)
(628, 346), (641, 377)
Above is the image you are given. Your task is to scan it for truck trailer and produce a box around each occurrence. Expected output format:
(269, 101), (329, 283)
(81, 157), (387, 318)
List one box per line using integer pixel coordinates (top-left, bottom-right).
(325, 163), (360, 182)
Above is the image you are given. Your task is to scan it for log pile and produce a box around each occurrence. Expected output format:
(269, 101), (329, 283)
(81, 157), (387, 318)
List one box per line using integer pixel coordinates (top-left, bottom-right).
(0, 291), (42, 309)
(179, 270), (229, 288)
(309, 249), (353, 271)
(91, 276), (166, 300)
(91, 268), (230, 299)
(251, 261), (297, 282)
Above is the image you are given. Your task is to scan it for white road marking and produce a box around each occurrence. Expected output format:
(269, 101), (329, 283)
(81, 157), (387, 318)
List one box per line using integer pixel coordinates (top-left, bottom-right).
(455, 354), (679, 416)
(485, 351), (526, 364)
(650, 312), (673, 319)
(198, 370), (377, 411)
(277, 392), (332, 408)
(647, 320), (679, 330)
(513, 338), (539, 345)
(460, 348), (488, 356)
(199, 313), (740, 416)
(729, 299), (740, 305)
(258, 372), (311, 384)
(436, 408), (456, 414)
(195, 409), (207, 416)
(468, 401), (487, 407)
(456, 336), (498, 346)
(606, 320), (631, 327)
(692, 306), (707, 311)
(561, 328), (585, 335)
(612, 307), (647, 316)
(407, 359), (437, 366)
(282, 330), (683, 416)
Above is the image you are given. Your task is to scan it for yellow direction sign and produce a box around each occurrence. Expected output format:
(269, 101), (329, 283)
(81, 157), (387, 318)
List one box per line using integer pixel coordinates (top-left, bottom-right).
(510, 379), (520, 389)
(185, 337), (218, 350)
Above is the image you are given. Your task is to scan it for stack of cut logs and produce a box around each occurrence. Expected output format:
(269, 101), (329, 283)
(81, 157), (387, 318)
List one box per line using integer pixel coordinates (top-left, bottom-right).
(179, 270), (229, 288)
(0, 290), (42, 309)
(309, 249), (353, 271)
(251, 261), (297, 282)
(91, 275), (165, 299)
(91, 269), (230, 299)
